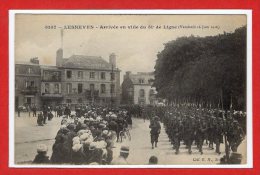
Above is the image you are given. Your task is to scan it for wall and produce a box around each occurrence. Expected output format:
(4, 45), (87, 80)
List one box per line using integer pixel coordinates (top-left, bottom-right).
(133, 85), (157, 105)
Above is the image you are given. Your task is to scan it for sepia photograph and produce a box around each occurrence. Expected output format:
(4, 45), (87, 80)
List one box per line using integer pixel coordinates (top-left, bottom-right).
(10, 10), (252, 167)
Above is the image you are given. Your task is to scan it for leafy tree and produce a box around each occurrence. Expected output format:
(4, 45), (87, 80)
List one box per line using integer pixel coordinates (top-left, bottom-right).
(154, 26), (246, 110)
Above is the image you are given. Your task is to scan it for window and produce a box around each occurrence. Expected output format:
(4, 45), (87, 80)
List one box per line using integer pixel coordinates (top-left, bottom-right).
(30, 81), (35, 87)
(25, 81), (29, 88)
(90, 84), (95, 91)
(110, 72), (115, 80)
(45, 83), (50, 93)
(139, 89), (145, 98)
(101, 72), (106, 79)
(26, 97), (32, 104)
(52, 72), (59, 81)
(78, 83), (83, 94)
(110, 84), (115, 93)
(139, 79), (144, 84)
(66, 70), (72, 79)
(43, 71), (49, 81)
(28, 67), (32, 74)
(67, 83), (72, 94)
(54, 84), (59, 94)
(78, 71), (83, 79)
(90, 72), (95, 79)
(66, 99), (72, 104)
(101, 84), (106, 94)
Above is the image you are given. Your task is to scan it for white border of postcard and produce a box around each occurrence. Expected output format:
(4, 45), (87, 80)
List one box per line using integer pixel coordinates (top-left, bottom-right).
(9, 9), (253, 168)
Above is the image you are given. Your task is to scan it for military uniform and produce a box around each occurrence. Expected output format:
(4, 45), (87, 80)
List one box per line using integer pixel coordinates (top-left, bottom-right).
(149, 117), (161, 149)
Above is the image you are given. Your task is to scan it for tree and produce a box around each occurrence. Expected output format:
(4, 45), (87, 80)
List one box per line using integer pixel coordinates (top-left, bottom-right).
(154, 26), (246, 110)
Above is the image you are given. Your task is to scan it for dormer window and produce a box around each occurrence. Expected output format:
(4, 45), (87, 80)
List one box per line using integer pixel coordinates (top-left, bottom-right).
(28, 67), (32, 74)
(139, 79), (144, 84)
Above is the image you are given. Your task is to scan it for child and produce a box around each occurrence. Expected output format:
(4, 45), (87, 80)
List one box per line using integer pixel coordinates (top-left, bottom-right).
(32, 144), (50, 164)
(37, 112), (44, 126)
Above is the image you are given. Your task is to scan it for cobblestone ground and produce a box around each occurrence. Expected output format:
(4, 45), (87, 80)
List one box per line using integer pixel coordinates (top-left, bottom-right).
(14, 112), (247, 165)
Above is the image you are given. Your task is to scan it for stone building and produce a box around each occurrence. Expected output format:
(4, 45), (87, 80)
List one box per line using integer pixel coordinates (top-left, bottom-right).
(15, 48), (121, 109)
(15, 58), (41, 109)
(121, 71), (157, 106)
(56, 49), (121, 106)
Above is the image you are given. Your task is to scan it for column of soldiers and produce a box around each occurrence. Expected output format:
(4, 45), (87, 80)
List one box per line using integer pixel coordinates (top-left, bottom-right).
(162, 105), (246, 155)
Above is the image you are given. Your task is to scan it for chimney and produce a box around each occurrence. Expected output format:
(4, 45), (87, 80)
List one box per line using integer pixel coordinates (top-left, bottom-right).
(109, 53), (116, 68)
(30, 57), (39, 64)
(56, 48), (63, 67)
(124, 71), (131, 80)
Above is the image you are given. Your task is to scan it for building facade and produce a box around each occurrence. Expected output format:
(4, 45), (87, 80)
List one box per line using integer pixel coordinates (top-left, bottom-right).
(15, 49), (121, 109)
(15, 58), (41, 109)
(40, 65), (63, 107)
(57, 49), (120, 106)
(121, 71), (157, 106)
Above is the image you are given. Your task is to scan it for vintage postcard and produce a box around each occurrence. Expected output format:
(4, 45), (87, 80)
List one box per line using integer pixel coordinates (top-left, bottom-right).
(9, 10), (252, 168)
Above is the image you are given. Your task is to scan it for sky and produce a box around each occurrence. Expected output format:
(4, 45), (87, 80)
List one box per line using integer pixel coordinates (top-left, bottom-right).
(15, 14), (247, 81)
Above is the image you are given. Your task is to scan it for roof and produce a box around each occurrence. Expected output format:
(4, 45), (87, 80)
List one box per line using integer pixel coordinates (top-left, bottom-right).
(62, 55), (112, 70)
(15, 61), (40, 66)
(40, 65), (60, 70)
(128, 72), (155, 85)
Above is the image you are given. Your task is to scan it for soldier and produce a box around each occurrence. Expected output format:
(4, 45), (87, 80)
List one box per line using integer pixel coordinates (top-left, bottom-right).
(213, 117), (223, 154)
(228, 120), (245, 152)
(208, 116), (215, 150)
(173, 118), (183, 154)
(149, 116), (161, 149)
(184, 116), (196, 154)
(196, 118), (208, 155)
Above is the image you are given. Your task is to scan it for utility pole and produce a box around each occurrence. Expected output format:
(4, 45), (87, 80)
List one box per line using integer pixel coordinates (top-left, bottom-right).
(221, 89), (230, 162)
(110, 64), (114, 107)
(61, 29), (64, 49)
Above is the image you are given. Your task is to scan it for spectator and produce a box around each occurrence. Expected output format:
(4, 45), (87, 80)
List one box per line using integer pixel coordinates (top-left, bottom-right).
(111, 146), (129, 165)
(148, 156), (158, 165)
(32, 144), (50, 164)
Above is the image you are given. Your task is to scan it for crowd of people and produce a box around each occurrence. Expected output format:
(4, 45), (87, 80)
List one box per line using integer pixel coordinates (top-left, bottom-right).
(33, 105), (133, 165)
(28, 103), (246, 165)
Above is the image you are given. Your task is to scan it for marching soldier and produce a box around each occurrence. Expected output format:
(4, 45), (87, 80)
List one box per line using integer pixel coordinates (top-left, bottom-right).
(213, 117), (223, 154)
(196, 118), (208, 155)
(184, 116), (196, 154)
(149, 116), (161, 149)
(173, 117), (183, 154)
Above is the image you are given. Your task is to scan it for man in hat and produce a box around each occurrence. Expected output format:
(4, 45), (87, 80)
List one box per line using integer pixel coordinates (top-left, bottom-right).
(111, 146), (129, 165)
